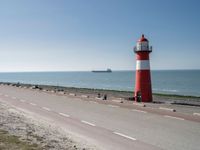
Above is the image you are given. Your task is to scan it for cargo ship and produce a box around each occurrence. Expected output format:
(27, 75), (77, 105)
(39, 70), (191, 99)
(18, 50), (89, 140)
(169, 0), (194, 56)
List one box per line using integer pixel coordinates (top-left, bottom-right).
(92, 68), (112, 73)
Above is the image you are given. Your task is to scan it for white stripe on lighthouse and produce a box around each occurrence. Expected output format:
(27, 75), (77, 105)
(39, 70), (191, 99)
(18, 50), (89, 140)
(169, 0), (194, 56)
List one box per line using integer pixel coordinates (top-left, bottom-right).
(136, 60), (150, 70)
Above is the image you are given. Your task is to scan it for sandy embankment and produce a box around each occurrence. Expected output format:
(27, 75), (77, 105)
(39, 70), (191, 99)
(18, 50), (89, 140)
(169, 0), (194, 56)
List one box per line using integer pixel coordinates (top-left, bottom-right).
(0, 102), (94, 150)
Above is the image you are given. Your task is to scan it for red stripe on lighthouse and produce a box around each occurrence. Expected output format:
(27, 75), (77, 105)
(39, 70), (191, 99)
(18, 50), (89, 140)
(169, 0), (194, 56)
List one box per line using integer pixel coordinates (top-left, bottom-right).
(136, 52), (149, 60)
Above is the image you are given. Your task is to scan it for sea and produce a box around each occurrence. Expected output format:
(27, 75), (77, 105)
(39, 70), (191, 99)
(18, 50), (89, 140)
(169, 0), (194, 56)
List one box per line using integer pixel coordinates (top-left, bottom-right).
(0, 70), (199, 97)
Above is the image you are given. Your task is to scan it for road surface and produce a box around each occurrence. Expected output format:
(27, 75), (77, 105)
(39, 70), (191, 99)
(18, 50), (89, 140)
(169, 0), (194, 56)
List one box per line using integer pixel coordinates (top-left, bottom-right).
(0, 85), (200, 150)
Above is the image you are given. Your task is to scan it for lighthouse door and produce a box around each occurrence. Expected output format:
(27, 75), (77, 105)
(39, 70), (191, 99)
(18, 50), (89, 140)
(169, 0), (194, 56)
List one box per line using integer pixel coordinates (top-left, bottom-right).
(136, 91), (142, 102)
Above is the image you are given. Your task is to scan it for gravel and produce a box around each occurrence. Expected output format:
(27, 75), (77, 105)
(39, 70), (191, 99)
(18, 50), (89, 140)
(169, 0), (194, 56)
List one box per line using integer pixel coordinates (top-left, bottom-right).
(0, 102), (96, 150)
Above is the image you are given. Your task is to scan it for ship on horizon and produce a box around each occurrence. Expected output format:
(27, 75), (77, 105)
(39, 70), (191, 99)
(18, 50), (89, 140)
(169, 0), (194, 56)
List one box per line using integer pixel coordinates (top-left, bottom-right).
(92, 68), (112, 73)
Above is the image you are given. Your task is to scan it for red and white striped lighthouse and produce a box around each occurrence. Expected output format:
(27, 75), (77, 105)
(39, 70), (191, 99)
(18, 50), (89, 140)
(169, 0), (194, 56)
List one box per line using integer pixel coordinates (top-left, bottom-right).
(134, 34), (153, 102)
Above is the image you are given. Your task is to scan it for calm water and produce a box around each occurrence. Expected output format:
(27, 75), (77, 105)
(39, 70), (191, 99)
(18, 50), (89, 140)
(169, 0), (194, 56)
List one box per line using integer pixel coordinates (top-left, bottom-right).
(0, 70), (199, 96)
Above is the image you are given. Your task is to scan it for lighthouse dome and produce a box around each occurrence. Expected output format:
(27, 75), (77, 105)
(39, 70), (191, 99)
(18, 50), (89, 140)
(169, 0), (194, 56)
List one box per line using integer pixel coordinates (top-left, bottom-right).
(138, 34), (148, 42)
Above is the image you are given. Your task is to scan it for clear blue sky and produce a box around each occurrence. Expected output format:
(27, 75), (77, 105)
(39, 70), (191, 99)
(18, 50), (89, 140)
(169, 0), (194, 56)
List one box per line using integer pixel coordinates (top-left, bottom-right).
(0, 0), (199, 72)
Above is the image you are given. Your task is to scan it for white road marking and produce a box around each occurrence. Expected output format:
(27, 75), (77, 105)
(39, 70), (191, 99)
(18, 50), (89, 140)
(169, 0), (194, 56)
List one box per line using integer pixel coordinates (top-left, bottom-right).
(113, 132), (136, 141)
(59, 113), (70, 117)
(159, 107), (176, 112)
(30, 103), (36, 106)
(112, 100), (123, 103)
(81, 120), (96, 126)
(81, 95), (89, 98)
(5, 94), (9, 97)
(131, 109), (147, 113)
(193, 113), (200, 116)
(20, 99), (26, 102)
(12, 97), (17, 99)
(108, 105), (119, 108)
(164, 115), (184, 120)
(42, 107), (51, 111)
(69, 93), (76, 96)
(89, 101), (97, 104)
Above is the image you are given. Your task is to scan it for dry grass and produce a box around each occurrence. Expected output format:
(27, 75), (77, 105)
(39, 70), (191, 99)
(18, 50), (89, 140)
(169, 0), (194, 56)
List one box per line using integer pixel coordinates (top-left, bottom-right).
(0, 129), (42, 150)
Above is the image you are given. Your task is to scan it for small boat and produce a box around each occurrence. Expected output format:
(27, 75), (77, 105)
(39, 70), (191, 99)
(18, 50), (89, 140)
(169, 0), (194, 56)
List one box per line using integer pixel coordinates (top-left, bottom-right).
(92, 68), (112, 73)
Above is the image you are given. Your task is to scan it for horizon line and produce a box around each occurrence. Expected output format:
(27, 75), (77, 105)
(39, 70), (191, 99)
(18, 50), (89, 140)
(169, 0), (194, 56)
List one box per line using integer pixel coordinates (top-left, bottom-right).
(0, 69), (199, 73)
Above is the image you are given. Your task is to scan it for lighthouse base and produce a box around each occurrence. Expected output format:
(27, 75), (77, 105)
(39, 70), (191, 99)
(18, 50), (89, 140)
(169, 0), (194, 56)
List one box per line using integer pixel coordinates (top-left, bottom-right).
(134, 70), (153, 103)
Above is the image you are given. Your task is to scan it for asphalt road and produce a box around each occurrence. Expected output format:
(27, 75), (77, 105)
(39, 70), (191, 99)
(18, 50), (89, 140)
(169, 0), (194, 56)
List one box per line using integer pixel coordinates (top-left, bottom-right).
(0, 85), (200, 150)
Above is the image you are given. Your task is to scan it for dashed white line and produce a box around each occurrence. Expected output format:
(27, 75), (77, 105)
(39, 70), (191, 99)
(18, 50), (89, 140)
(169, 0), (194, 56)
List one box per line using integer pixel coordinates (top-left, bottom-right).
(81, 120), (96, 126)
(164, 115), (184, 120)
(5, 94), (9, 97)
(12, 97), (17, 99)
(42, 107), (51, 111)
(113, 132), (136, 141)
(59, 113), (70, 118)
(131, 109), (147, 113)
(193, 113), (200, 116)
(108, 105), (119, 108)
(30, 103), (36, 106)
(20, 99), (26, 102)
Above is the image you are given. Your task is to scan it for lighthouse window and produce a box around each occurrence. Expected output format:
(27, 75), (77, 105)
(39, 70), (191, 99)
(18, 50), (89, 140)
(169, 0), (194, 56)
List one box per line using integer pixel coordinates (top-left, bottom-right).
(141, 45), (148, 50)
(136, 42), (149, 51)
(137, 43), (142, 50)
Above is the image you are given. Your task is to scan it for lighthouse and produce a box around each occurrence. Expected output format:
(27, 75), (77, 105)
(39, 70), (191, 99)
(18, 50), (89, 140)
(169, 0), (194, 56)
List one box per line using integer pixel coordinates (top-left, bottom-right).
(134, 34), (153, 102)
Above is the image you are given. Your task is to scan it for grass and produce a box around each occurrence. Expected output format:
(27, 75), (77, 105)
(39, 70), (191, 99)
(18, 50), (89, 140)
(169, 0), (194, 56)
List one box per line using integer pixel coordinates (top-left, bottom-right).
(0, 129), (42, 150)
(153, 93), (200, 99)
